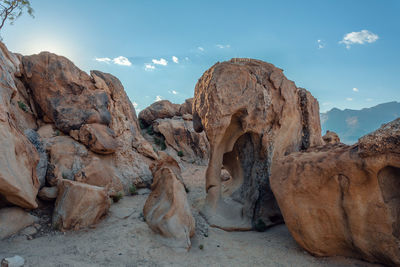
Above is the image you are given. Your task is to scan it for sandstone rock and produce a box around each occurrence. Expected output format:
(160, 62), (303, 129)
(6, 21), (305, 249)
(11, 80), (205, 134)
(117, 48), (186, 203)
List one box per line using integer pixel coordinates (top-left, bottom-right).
(193, 58), (323, 230)
(53, 180), (110, 231)
(138, 100), (180, 126)
(179, 98), (193, 115)
(38, 186), (58, 201)
(1, 255), (25, 267)
(78, 123), (118, 154)
(74, 157), (123, 196)
(0, 207), (38, 239)
(20, 52), (111, 133)
(0, 43), (40, 209)
(37, 124), (57, 139)
(24, 129), (48, 188)
(143, 152), (195, 251)
(153, 117), (209, 164)
(322, 130), (340, 144)
(270, 118), (400, 266)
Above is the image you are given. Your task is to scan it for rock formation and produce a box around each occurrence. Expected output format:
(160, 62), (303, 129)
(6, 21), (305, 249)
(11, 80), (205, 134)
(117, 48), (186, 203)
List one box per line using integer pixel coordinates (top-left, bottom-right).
(0, 41), (156, 235)
(143, 152), (195, 251)
(52, 180), (110, 231)
(139, 98), (209, 165)
(0, 207), (38, 239)
(322, 130), (340, 144)
(270, 118), (400, 266)
(193, 58), (323, 230)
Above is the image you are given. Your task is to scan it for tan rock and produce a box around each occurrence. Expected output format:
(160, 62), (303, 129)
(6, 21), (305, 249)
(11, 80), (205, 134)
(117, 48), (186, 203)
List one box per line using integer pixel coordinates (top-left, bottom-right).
(38, 186), (58, 201)
(322, 130), (340, 144)
(270, 118), (400, 266)
(53, 180), (110, 231)
(0, 42), (40, 209)
(179, 98), (193, 115)
(20, 52), (111, 133)
(74, 157), (123, 196)
(138, 100), (180, 126)
(153, 117), (209, 164)
(143, 152), (195, 250)
(37, 124), (56, 139)
(193, 58), (323, 230)
(0, 207), (38, 239)
(78, 123), (118, 154)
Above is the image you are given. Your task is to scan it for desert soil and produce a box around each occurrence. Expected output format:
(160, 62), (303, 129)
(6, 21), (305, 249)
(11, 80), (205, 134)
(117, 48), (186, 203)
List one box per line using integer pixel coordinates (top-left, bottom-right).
(0, 162), (380, 267)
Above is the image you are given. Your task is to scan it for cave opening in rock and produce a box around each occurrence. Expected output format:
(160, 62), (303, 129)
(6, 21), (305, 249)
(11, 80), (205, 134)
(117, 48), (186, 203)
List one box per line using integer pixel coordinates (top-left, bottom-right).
(378, 166), (400, 238)
(221, 132), (283, 230)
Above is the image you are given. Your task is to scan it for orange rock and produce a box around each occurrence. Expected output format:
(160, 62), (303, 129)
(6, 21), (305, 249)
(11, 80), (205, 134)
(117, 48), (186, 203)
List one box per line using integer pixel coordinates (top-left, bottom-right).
(138, 100), (180, 126)
(143, 152), (195, 251)
(78, 123), (119, 154)
(193, 58), (323, 230)
(270, 118), (400, 266)
(53, 180), (110, 231)
(322, 130), (340, 144)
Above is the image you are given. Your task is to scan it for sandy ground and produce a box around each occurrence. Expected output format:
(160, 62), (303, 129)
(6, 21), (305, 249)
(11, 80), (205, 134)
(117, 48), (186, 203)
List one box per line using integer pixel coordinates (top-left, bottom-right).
(0, 162), (381, 267)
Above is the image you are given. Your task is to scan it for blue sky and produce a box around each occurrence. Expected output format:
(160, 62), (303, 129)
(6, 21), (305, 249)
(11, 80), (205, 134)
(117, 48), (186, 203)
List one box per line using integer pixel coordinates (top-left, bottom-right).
(2, 0), (399, 112)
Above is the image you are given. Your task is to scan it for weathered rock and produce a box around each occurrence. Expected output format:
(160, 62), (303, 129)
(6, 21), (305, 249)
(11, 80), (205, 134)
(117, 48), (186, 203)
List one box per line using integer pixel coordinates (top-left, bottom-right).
(0, 207), (38, 239)
(24, 129), (48, 188)
(20, 52), (111, 133)
(0, 43), (40, 209)
(270, 118), (400, 266)
(153, 117), (209, 164)
(53, 180), (110, 231)
(193, 58), (323, 230)
(74, 157), (123, 196)
(1, 255), (25, 267)
(78, 123), (118, 154)
(322, 130), (340, 144)
(138, 100), (180, 126)
(179, 98), (193, 115)
(38, 186), (58, 201)
(143, 152), (195, 251)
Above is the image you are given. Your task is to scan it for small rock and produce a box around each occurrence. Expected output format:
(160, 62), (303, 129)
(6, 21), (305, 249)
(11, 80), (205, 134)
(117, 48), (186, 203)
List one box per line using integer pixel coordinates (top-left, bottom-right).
(0, 207), (38, 240)
(1, 255), (25, 267)
(20, 226), (37, 236)
(38, 186), (58, 201)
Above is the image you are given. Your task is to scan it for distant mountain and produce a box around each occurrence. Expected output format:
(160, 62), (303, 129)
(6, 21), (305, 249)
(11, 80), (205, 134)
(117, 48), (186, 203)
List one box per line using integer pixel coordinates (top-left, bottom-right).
(321, 101), (400, 144)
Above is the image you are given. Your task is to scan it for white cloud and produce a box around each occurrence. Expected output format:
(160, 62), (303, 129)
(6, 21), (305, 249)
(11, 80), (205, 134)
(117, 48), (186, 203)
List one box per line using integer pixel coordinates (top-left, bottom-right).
(132, 102), (138, 108)
(346, 97), (353, 101)
(169, 90), (178, 95)
(352, 87), (359, 92)
(145, 64), (155, 71)
(198, 46), (204, 52)
(366, 98), (373, 102)
(340, 30), (379, 49)
(95, 57), (112, 63)
(155, 95), (163, 102)
(152, 58), (168, 66)
(317, 39), (325, 49)
(216, 44), (231, 49)
(113, 56), (132, 66)
(172, 56), (179, 64)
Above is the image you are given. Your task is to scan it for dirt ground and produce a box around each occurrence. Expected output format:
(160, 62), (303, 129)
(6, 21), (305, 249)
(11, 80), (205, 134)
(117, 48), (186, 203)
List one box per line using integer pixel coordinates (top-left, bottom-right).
(0, 162), (381, 267)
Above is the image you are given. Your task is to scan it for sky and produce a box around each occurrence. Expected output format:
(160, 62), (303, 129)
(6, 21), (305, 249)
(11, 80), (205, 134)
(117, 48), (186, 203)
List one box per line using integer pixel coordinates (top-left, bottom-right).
(1, 0), (399, 113)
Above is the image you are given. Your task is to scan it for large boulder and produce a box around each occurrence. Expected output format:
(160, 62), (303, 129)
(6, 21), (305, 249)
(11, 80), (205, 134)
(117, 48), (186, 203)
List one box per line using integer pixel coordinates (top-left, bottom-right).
(78, 123), (119, 154)
(143, 152), (195, 251)
(52, 180), (110, 231)
(138, 100), (180, 126)
(0, 207), (38, 239)
(322, 130), (340, 144)
(0, 42), (40, 209)
(20, 52), (111, 133)
(153, 117), (209, 164)
(193, 58), (323, 230)
(270, 118), (400, 266)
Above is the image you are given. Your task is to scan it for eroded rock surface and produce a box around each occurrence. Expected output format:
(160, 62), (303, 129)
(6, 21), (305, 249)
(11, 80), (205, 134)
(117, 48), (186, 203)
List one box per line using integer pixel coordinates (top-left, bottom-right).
(53, 180), (110, 231)
(271, 118), (400, 266)
(143, 152), (195, 251)
(138, 100), (180, 127)
(322, 130), (340, 144)
(193, 58), (323, 230)
(0, 207), (38, 239)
